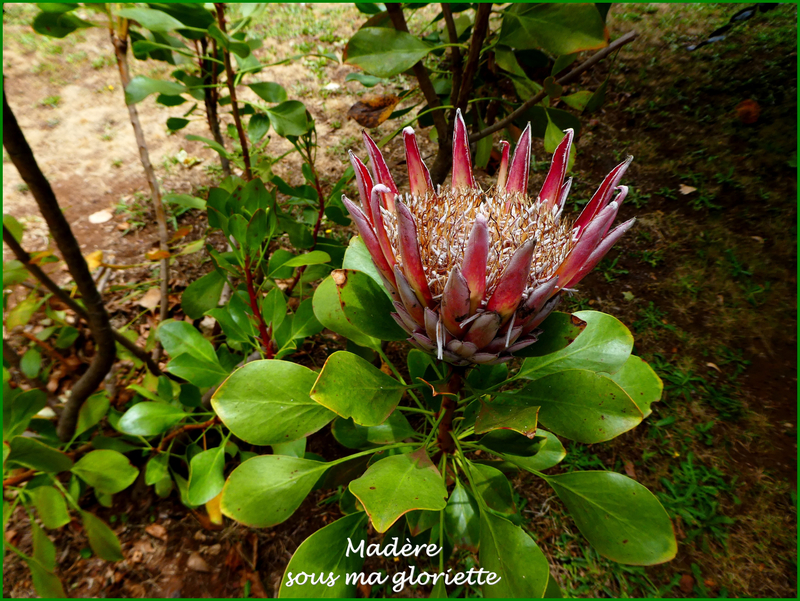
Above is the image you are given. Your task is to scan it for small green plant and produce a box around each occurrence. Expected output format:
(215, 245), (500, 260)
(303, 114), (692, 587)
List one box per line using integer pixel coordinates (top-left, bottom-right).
(597, 256), (630, 282)
(637, 249), (664, 268)
(627, 188), (651, 208)
(39, 95), (61, 108)
(633, 302), (677, 337)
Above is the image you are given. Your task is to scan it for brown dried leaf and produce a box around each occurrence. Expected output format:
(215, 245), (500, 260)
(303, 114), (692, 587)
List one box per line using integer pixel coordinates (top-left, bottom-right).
(146, 250), (171, 261)
(187, 552), (211, 573)
(138, 288), (162, 312)
(144, 523), (167, 541)
(169, 226), (192, 243)
(623, 460), (637, 480)
(347, 94), (400, 128)
(679, 574), (694, 594)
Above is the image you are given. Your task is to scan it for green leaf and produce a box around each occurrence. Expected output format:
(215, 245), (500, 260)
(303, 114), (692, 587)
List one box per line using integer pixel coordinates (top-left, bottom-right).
(3, 389), (47, 441)
(260, 287), (287, 330)
(212, 360), (334, 445)
(32, 10), (93, 39)
(6, 436), (72, 473)
(499, 4), (607, 55)
(474, 398), (539, 438)
(606, 355), (663, 418)
(468, 462), (516, 516)
(290, 298), (324, 340)
(503, 428), (566, 473)
(6, 293), (42, 330)
(125, 75), (186, 104)
(346, 28), (433, 78)
(31, 486), (71, 529)
(281, 250), (331, 268)
(349, 449), (447, 532)
(266, 101), (312, 137)
(331, 411), (415, 449)
(54, 325), (79, 349)
(70, 450), (138, 494)
(166, 117), (189, 130)
(479, 509), (549, 598)
(117, 7), (184, 32)
(75, 391), (109, 437)
(158, 319), (217, 364)
(19, 348), (42, 379)
(3, 214), (24, 243)
(517, 369), (642, 443)
(221, 455), (327, 527)
(544, 114), (576, 170)
(249, 81), (287, 103)
(344, 72), (383, 87)
(342, 236), (386, 294)
(444, 479), (480, 551)
(163, 193), (206, 210)
(585, 78), (609, 113)
(543, 471), (677, 565)
(332, 269), (407, 341)
(186, 134), (230, 158)
(166, 353), (230, 388)
(561, 90), (594, 112)
(479, 429), (539, 457)
(552, 52), (579, 76)
(145, 453), (169, 486)
(271, 438), (306, 458)
(80, 510), (123, 561)
(514, 311), (586, 358)
(25, 556), (65, 597)
(310, 351), (405, 427)
(278, 512), (369, 598)
(248, 112), (271, 142)
(187, 445), (226, 505)
(31, 521), (56, 571)
(117, 402), (189, 437)
(312, 275), (380, 349)
(518, 310), (633, 380)
(181, 270), (225, 320)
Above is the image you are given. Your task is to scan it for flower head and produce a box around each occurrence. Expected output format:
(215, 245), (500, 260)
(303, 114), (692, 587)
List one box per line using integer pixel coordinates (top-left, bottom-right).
(343, 109), (635, 366)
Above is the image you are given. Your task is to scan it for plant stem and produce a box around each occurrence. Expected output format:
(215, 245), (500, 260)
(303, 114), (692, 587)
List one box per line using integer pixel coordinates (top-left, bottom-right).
(441, 3), (463, 110)
(4, 92), (117, 442)
(470, 31), (639, 143)
(244, 256), (274, 357)
(109, 20), (170, 362)
(2, 226), (163, 376)
(455, 3), (492, 112)
(215, 3), (252, 181)
(157, 416), (220, 451)
(199, 36), (231, 177)
(437, 365), (466, 455)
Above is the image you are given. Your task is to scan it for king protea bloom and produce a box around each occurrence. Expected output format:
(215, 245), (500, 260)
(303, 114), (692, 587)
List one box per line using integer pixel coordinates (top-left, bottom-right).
(342, 109), (635, 366)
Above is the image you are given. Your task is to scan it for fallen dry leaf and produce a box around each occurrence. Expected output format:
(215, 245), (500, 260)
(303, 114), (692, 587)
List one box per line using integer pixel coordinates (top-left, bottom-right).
(85, 250), (103, 271)
(169, 226), (192, 243)
(623, 460), (637, 480)
(144, 523), (167, 541)
(89, 210), (113, 224)
(205, 492), (223, 526)
(735, 99), (761, 124)
(116, 222), (130, 231)
(706, 362), (722, 373)
(679, 184), (697, 195)
(137, 288), (162, 312)
(187, 552), (211, 573)
(347, 94), (400, 128)
(679, 574), (694, 594)
(146, 250), (171, 261)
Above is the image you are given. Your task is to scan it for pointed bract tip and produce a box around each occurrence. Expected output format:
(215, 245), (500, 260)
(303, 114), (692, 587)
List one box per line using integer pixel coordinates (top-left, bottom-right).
(403, 126), (415, 136)
(451, 108), (475, 189)
(372, 183), (392, 195)
(505, 122), (532, 194)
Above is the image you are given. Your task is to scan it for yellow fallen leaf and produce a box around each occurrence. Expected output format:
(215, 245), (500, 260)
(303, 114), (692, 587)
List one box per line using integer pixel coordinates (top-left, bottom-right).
(85, 250), (103, 271)
(205, 492), (223, 526)
(137, 287), (161, 311)
(678, 184), (697, 195)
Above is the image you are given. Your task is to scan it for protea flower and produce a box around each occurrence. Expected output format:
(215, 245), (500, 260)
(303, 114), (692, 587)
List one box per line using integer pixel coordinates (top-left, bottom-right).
(342, 109), (635, 366)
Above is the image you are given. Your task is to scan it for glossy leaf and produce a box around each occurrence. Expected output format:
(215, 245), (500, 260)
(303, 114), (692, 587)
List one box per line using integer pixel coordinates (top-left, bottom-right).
(607, 355), (663, 418)
(3, 389), (47, 440)
(221, 455), (327, 527)
(32, 521), (56, 571)
(278, 512), (369, 598)
(117, 402), (189, 437)
(32, 10), (92, 39)
(188, 445), (226, 505)
(181, 270), (225, 320)
(212, 360), (334, 445)
(266, 101), (312, 137)
(468, 462), (516, 516)
(6, 436), (72, 473)
(145, 453), (169, 486)
(499, 4), (607, 55)
(74, 392), (109, 437)
(249, 81), (287, 103)
(165, 354), (229, 388)
(271, 438), (306, 458)
(290, 298), (324, 340)
(346, 28), (433, 77)
(479, 509), (549, 598)
(331, 411), (415, 449)
(444, 480), (480, 551)
(342, 235), (386, 294)
(281, 250), (331, 268)
(504, 429), (566, 473)
(70, 450), (138, 494)
(25, 556), (64, 597)
(474, 399), (539, 438)
(117, 7), (184, 32)
(514, 311), (586, 358)
(333, 270), (407, 341)
(158, 319), (218, 364)
(125, 75), (186, 104)
(310, 351), (405, 427)
(312, 275), (380, 349)
(349, 449), (447, 532)
(518, 311), (633, 380)
(81, 510), (123, 561)
(544, 471), (677, 565)
(31, 486), (70, 529)
(479, 429), (540, 457)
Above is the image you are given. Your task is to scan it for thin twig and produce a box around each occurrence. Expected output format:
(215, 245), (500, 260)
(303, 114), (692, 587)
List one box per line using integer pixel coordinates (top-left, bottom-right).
(441, 3), (463, 110)
(157, 417), (220, 451)
(215, 3), (252, 181)
(244, 256), (274, 356)
(455, 3), (492, 112)
(469, 31), (638, 143)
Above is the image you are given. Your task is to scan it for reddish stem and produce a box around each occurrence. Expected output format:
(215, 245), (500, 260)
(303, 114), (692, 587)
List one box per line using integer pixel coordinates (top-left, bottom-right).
(437, 366), (465, 455)
(244, 257), (274, 357)
(157, 417), (220, 451)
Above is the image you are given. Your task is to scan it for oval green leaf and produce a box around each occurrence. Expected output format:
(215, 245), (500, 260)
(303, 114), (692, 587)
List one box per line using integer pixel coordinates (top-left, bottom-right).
(544, 471), (677, 565)
(80, 510), (123, 561)
(332, 269), (407, 341)
(346, 28), (433, 78)
(221, 455), (327, 527)
(310, 351), (405, 427)
(212, 360), (334, 445)
(312, 275), (380, 349)
(606, 355), (663, 418)
(331, 411), (415, 449)
(70, 450), (138, 495)
(187, 445), (226, 505)
(116, 402), (189, 437)
(6, 436), (73, 473)
(499, 4), (607, 55)
(181, 270), (225, 320)
(31, 486), (71, 529)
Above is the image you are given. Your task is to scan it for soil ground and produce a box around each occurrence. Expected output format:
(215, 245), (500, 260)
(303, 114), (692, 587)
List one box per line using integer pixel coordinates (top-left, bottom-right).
(2, 3), (797, 598)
